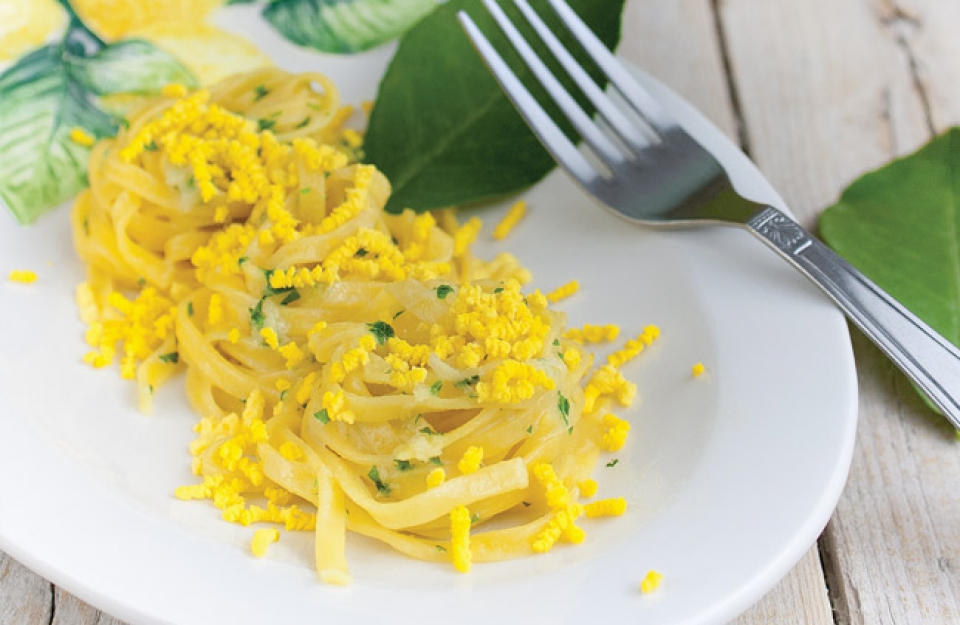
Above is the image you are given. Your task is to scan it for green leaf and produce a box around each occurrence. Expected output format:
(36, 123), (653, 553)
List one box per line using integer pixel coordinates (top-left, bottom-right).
(364, 0), (627, 214)
(263, 0), (437, 54)
(819, 127), (960, 414)
(0, 14), (195, 224)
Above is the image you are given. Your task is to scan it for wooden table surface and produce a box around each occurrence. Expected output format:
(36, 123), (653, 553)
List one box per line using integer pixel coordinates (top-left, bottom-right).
(3, 0), (960, 623)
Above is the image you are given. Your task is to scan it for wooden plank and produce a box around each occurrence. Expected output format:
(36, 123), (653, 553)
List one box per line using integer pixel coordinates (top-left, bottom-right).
(0, 552), (51, 624)
(734, 547), (834, 625)
(720, 0), (960, 623)
(52, 587), (127, 625)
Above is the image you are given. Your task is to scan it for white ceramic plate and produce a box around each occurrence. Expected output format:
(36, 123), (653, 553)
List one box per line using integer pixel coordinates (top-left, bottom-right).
(0, 6), (858, 625)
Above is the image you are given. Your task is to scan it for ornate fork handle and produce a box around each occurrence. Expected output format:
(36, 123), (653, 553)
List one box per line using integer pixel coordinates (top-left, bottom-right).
(748, 206), (960, 429)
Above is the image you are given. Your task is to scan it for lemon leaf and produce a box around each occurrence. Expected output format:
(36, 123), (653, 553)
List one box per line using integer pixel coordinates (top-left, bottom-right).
(819, 127), (960, 414)
(363, 0), (626, 214)
(68, 38), (196, 95)
(0, 13), (194, 224)
(263, 0), (437, 54)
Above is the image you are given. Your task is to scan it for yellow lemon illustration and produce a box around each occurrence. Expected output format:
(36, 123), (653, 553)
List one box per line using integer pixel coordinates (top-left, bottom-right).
(71, 0), (224, 40)
(128, 22), (273, 87)
(0, 0), (65, 61)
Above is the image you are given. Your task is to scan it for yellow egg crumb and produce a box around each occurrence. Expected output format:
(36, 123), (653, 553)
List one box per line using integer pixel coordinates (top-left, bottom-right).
(457, 446), (483, 475)
(250, 528), (280, 558)
(426, 467), (446, 489)
(584, 497), (627, 518)
(564, 323), (619, 343)
(8, 269), (37, 284)
(69, 127), (96, 147)
(450, 505), (472, 572)
(492, 200), (526, 240)
(600, 414), (631, 452)
(692, 362), (706, 377)
(640, 570), (664, 594)
(578, 478), (598, 498)
(227, 328), (241, 344)
(546, 279), (579, 303)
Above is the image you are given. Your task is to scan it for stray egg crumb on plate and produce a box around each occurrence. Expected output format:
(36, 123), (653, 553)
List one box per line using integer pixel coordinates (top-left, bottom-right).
(8, 269), (37, 284)
(692, 362), (706, 378)
(640, 570), (664, 594)
(66, 68), (666, 584)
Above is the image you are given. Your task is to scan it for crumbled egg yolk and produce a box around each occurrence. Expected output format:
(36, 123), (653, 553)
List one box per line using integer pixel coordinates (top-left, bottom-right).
(578, 478), (598, 498)
(176, 390), (316, 531)
(492, 199), (526, 241)
(81, 287), (176, 378)
(8, 269), (37, 284)
(426, 468), (446, 489)
(450, 505), (472, 572)
(251, 528), (280, 557)
(530, 463), (587, 553)
(640, 570), (664, 594)
(564, 323), (620, 343)
(607, 325), (660, 368)
(457, 446), (483, 475)
(584, 497), (627, 518)
(692, 362), (706, 377)
(600, 413), (631, 452)
(69, 127), (96, 147)
(546, 279), (579, 303)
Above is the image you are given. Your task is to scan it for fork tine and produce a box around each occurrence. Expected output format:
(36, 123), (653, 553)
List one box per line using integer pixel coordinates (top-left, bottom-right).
(477, 0), (625, 169)
(457, 10), (600, 185)
(511, 0), (652, 153)
(545, 0), (674, 132)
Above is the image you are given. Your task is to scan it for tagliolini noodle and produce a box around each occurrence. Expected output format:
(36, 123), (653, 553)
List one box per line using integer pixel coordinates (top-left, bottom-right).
(70, 67), (640, 584)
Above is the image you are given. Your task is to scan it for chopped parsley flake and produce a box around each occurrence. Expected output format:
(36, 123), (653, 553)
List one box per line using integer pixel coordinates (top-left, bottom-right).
(493, 286), (504, 294)
(606, 459), (619, 468)
(430, 380), (443, 396)
(158, 352), (179, 364)
(280, 289), (301, 306)
(455, 375), (480, 389)
(435, 284), (454, 299)
(249, 299), (265, 329)
(368, 466), (391, 496)
(187, 302), (194, 317)
(144, 140), (158, 152)
(300, 187), (311, 195)
(429, 456), (443, 465)
(257, 117), (276, 132)
(470, 512), (481, 524)
(557, 392), (570, 426)
(314, 409), (330, 424)
(394, 459), (413, 471)
(253, 84), (269, 101)
(435, 544), (446, 553)
(392, 309), (405, 319)
(419, 426), (437, 436)
(295, 116), (310, 129)
(367, 320), (395, 346)
(355, 248), (369, 257)
(238, 256), (249, 266)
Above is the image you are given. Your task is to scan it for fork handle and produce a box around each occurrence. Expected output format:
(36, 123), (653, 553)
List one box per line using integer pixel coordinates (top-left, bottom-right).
(747, 206), (960, 430)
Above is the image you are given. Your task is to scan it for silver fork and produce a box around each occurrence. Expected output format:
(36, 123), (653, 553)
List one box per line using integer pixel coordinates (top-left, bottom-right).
(459, 0), (960, 429)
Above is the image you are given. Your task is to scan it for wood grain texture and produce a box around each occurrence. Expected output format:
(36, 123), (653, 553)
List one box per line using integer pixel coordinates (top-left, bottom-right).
(0, 552), (51, 624)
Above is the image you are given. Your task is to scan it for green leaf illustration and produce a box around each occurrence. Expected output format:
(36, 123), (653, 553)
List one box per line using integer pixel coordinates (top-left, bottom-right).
(0, 5), (195, 225)
(363, 0), (627, 214)
(264, 0), (438, 54)
(819, 127), (960, 414)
